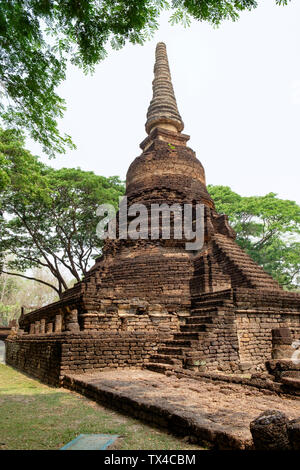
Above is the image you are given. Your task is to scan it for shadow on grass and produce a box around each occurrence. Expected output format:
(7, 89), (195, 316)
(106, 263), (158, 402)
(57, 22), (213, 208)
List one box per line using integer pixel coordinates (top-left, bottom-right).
(0, 365), (204, 450)
(0, 390), (202, 450)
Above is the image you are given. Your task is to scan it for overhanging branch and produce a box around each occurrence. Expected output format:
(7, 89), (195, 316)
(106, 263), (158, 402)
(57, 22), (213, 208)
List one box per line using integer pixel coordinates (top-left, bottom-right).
(1, 270), (60, 295)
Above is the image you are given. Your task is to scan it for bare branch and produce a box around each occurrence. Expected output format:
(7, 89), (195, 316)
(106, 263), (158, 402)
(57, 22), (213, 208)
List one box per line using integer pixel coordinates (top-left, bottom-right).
(1, 270), (60, 295)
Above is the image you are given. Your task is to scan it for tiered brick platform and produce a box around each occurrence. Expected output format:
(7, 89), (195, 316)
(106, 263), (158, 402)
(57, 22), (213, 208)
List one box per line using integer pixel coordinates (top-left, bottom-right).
(6, 42), (300, 388)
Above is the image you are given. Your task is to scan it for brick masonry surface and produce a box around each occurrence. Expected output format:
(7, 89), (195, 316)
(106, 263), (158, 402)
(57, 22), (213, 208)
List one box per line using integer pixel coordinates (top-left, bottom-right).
(6, 332), (165, 385)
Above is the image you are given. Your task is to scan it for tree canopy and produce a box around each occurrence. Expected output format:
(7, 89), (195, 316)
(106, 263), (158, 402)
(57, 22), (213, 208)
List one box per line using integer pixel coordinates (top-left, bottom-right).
(208, 185), (300, 290)
(0, 127), (125, 296)
(0, 0), (291, 156)
(0, 269), (58, 326)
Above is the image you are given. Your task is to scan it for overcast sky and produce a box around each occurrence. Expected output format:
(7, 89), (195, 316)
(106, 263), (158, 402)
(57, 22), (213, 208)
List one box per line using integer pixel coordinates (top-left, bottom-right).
(27, 0), (300, 204)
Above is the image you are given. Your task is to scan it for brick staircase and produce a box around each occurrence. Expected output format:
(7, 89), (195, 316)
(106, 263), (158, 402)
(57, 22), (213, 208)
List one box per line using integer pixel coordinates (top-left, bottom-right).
(212, 234), (280, 290)
(146, 291), (233, 373)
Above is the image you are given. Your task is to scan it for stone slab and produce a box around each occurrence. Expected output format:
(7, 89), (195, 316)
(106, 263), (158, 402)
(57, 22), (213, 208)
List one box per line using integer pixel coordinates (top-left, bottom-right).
(60, 434), (119, 450)
(62, 368), (300, 450)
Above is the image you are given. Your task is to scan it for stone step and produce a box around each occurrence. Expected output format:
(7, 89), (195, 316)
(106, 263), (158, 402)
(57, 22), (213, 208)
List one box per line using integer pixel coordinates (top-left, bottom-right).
(192, 299), (232, 309)
(165, 339), (195, 347)
(190, 306), (219, 315)
(145, 362), (173, 373)
(158, 346), (185, 355)
(282, 370), (300, 379)
(281, 376), (300, 389)
(217, 251), (263, 265)
(150, 354), (183, 365)
(173, 331), (206, 340)
(180, 324), (207, 332)
(192, 290), (233, 301)
(186, 316), (213, 325)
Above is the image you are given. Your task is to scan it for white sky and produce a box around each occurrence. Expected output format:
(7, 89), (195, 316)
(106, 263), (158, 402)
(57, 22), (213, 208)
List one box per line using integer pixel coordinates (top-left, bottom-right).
(27, 0), (300, 204)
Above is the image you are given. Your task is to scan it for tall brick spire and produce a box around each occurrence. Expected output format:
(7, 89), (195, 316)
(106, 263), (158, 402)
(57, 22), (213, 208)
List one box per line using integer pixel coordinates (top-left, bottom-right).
(145, 42), (184, 135)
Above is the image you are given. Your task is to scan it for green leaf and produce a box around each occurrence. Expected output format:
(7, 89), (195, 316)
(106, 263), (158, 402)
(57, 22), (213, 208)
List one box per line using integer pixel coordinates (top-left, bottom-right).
(208, 184), (300, 290)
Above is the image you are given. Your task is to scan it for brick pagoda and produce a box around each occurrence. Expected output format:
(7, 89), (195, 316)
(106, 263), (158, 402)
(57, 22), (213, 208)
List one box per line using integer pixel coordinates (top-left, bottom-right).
(6, 43), (300, 385)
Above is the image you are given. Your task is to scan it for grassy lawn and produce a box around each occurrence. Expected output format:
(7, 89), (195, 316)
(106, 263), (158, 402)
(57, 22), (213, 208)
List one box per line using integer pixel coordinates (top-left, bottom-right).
(0, 364), (203, 450)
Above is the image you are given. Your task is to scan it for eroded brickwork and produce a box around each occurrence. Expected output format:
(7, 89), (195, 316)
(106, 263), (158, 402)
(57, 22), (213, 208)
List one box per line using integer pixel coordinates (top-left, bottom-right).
(6, 336), (62, 385)
(6, 42), (300, 382)
(6, 332), (166, 386)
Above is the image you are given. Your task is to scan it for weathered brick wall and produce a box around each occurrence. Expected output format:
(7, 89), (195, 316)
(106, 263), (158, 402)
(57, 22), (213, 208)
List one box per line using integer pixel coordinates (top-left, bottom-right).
(236, 312), (300, 365)
(188, 290), (240, 373)
(234, 289), (300, 366)
(80, 311), (181, 332)
(6, 331), (167, 385)
(202, 307), (240, 372)
(5, 336), (62, 385)
(91, 248), (195, 309)
(19, 298), (186, 336)
(182, 307), (240, 373)
(59, 332), (165, 376)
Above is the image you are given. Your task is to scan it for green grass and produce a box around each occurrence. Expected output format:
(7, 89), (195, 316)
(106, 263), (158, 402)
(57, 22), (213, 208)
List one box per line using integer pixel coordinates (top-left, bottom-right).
(0, 364), (203, 450)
